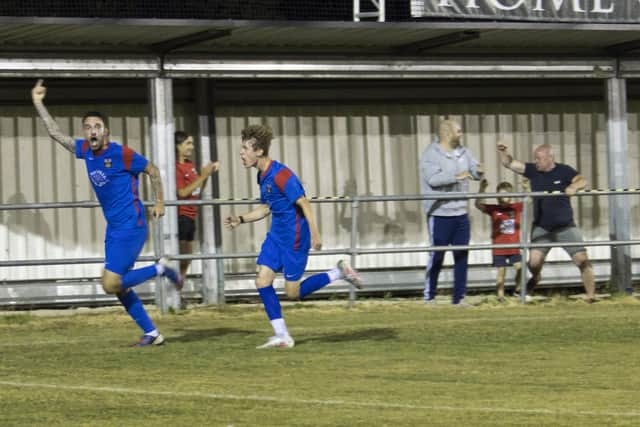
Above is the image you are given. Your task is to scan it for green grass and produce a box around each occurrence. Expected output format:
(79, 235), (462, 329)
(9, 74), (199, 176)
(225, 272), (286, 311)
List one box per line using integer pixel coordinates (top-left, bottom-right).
(1, 297), (640, 426)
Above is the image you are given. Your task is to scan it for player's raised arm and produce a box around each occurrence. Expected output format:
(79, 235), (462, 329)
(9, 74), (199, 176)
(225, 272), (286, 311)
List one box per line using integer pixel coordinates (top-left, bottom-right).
(295, 196), (322, 250)
(144, 161), (165, 219)
(31, 79), (76, 153)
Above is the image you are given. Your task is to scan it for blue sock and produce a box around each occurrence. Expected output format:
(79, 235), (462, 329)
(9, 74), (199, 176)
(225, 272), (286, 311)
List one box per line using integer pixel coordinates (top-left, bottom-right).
(257, 285), (282, 320)
(118, 290), (155, 334)
(299, 273), (331, 300)
(121, 265), (158, 290)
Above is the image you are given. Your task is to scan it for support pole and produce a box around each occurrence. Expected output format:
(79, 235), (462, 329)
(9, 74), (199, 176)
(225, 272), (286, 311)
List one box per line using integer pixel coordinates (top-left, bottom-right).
(520, 194), (529, 304)
(348, 199), (359, 308)
(195, 79), (224, 305)
(606, 77), (632, 294)
(149, 77), (179, 313)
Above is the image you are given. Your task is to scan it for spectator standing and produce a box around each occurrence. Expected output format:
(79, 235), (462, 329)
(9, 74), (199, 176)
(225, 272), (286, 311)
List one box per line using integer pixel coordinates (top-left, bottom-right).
(175, 131), (219, 299)
(419, 120), (484, 306)
(497, 143), (596, 302)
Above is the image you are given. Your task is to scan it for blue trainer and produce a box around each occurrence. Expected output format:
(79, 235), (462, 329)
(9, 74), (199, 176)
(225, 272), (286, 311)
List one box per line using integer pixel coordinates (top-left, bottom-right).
(133, 334), (165, 347)
(158, 257), (183, 291)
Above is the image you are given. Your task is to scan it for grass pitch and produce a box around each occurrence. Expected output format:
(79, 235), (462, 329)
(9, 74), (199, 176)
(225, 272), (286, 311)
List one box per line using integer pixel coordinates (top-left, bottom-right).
(1, 297), (640, 426)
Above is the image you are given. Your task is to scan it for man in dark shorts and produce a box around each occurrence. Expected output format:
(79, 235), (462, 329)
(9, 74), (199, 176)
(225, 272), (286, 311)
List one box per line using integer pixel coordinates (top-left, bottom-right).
(175, 131), (219, 295)
(497, 143), (595, 302)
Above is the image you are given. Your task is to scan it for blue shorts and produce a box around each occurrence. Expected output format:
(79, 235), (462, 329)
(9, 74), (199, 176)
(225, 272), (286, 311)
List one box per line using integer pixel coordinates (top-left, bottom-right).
(104, 226), (148, 275)
(492, 253), (522, 267)
(257, 233), (309, 281)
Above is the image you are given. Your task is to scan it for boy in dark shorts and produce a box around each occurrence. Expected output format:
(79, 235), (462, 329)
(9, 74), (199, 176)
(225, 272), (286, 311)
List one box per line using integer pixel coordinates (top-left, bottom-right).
(475, 179), (525, 302)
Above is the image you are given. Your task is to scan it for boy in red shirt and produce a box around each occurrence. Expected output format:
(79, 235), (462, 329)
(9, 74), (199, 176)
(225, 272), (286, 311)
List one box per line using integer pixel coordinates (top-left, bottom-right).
(175, 131), (219, 297)
(475, 179), (525, 302)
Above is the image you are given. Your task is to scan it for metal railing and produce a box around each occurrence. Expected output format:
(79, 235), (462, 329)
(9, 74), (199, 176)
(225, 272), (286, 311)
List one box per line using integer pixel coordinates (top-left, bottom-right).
(2, 189), (639, 309)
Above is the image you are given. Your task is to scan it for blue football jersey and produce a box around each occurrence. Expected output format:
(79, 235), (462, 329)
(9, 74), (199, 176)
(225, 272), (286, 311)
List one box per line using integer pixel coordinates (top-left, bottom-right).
(258, 160), (309, 249)
(76, 139), (148, 230)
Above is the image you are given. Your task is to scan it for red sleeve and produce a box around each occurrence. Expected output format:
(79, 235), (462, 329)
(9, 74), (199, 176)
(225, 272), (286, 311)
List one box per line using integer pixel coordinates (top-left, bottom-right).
(513, 202), (524, 212)
(122, 146), (134, 171)
(176, 163), (186, 190)
(274, 168), (293, 192)
(482, 204), (498, 215)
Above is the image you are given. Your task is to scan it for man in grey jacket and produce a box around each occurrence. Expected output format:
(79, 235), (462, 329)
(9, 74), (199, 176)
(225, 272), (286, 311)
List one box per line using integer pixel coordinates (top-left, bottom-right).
(420, 120), (483, 305)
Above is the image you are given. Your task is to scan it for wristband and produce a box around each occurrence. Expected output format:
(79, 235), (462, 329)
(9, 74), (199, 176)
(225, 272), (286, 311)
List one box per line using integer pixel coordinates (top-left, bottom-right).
(239, 215), (245, 224)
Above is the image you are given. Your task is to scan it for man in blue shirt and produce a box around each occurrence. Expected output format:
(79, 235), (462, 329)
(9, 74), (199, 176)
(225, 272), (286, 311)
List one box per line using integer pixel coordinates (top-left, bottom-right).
(225, 124), (362, 349)
(498, 142), (595, 302)
(32, 79), (183, 346)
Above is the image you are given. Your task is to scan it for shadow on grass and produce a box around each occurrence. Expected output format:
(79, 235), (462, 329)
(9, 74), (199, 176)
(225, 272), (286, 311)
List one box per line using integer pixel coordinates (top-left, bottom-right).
(296, 327), (397, 345)
(168, 327), (256, 343)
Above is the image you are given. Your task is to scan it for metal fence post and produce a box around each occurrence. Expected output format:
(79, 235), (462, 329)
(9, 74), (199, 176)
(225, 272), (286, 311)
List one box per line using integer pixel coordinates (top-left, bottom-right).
(520, 193), (530, 304)
(348, 198), (359, 308)
(152, 217), (167, 313)
(148, 76), (178, 314)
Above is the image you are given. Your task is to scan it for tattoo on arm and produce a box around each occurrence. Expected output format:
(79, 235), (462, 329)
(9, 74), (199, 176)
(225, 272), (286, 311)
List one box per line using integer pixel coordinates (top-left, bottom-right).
(146, 163), (164, 202)
(34, 102), (75, 153)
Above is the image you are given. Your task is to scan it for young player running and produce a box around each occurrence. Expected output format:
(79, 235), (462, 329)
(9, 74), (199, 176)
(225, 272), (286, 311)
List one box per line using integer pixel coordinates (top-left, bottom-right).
(224, 124), (362, 349)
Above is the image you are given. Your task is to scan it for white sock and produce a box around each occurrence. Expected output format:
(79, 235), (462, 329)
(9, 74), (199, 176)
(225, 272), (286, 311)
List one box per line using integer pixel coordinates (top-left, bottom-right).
(155, 263), (165, 276)
(327, 267), (342, 282)
(146, 329), (159, 337)
(270, 318), (288, 337)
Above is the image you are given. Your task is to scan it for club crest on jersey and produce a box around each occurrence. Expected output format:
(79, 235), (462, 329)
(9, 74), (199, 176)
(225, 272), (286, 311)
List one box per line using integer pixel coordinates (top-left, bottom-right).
(89, 170), (109, 187)
(104, 158), (112, 168)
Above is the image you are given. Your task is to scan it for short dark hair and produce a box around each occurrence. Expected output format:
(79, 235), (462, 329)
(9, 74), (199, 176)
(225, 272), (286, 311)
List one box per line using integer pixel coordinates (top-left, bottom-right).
(497, 181), (513, 191)
(175, 130), (191, 146)
(82, 111), (107, 126)
(241, 124), (273, 156)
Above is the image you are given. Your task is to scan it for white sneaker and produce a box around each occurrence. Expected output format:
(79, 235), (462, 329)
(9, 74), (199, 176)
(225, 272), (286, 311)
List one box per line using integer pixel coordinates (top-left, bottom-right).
(514, 293), (533, 303)
(256, 335), (295, 349)
(337, 260), (363, 289)
(452, 301), (474, 308)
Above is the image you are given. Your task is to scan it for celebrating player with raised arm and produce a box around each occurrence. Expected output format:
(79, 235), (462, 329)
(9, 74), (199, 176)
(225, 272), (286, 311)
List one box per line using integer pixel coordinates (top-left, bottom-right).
(225, 124), (362, 349)
(32, 79), (183, 346)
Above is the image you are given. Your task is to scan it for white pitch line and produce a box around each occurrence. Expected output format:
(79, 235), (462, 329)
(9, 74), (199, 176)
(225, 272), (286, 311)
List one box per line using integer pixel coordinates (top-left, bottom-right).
(1, 380), (639, 418)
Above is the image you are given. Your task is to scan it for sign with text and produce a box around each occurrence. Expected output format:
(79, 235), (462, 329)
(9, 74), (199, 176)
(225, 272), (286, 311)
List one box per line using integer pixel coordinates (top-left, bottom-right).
(411, 0), (640, 23)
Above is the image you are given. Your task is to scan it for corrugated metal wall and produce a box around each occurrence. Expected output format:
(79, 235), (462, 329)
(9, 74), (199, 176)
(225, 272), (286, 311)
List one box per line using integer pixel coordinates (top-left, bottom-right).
(2, 98), (640, 283)
(216, 100), (640, 275)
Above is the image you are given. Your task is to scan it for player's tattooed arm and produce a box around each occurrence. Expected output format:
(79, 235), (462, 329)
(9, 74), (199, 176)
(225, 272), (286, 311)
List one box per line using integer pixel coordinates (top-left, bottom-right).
(145, 162), (165, 218)
(31, 79), (75, 154)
